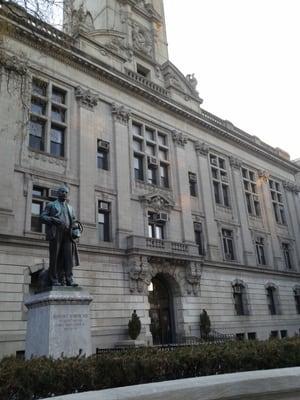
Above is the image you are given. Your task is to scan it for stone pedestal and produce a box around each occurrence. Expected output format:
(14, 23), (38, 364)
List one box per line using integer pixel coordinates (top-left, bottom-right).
(25, 287), (93, 359)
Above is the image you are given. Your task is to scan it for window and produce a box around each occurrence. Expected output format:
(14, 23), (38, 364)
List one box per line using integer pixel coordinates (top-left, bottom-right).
(248, 332), (256, 340)
(148, 212), (166, 239)
(282, 243), (292, 269)
(189, 172), (197, 197)
(236, 333), (245, 340)
(255, 237), (267, 265)
(242, 168), (261, 216)
(29, 78), (67, 157)
(210, 154), (230, 207)
(269, 179), (286, 224)
(97, 140), (109, 170)
(222, 229), (235, 261)
(270, 330), (279, 339)
(136, 64), (150, 78)
(280, 330), (288, 338)
(194, 222), (204, 255)
(132, 121), (170, 188)
(294, 287), (300, 314)
(232, 283), (249, 316)
(31, 186), (51, 232)
(266, 285), (280, 315)
(98, 201), (110, 242)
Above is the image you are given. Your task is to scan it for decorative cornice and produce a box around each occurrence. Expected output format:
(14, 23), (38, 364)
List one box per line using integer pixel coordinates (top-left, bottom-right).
(283, 181), (300, 193)
(195, 141), (209, 156)
(111, 103), (131, 124)
(172, 130), (187, 147)
(1, 7), (299, 174)
(28, 150), (67, 167)
(75, 86), (98, 109)
(229, 156), (242, 169)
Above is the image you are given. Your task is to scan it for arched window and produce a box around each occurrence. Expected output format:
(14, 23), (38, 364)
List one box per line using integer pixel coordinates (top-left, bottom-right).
(232, 280), (250, 316)
(265, 283), (281, 315)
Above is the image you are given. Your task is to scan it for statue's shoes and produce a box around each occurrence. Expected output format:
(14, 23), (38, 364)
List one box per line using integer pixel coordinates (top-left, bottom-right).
(51, 280), (62, 287)
(66, 280), (78, 287)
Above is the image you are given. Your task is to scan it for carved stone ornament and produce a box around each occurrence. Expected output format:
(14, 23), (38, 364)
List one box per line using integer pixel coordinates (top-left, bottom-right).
(140, 189), (175, 212)
(132, 23), (153, 58)
(172, 130), (188, 147)
(70, 4), (94, 34)
(75, 86), (98, 109)
(105, 37), (133, 61)
(111, 103), (131, 124)
(257, 170), (270, 183)
(0, 49), (28, 76)
(195, 141), (209, 156)
(119, 0), (161, 22)
(229, 156), (242, 169)
(128, 256), (151, 293)
(185, 261), (202, 296)
(186, 73), (199, 95)
(283, 181), (300, 193)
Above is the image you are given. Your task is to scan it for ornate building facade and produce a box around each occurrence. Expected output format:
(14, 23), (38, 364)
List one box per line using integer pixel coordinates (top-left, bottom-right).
(0, 0), (300, 356)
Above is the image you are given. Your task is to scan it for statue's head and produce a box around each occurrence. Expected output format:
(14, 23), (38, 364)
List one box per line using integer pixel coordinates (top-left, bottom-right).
(57, 185), (69, 202)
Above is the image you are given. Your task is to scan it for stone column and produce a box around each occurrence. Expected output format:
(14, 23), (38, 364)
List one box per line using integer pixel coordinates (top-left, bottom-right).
(229, 157), (256, 266)
(258, 171), (282, 270)
(112, 104), (132, 249)
(172, 130), (194, 243)
(195, 142), (221, 261)
(75, 87), (99, 244)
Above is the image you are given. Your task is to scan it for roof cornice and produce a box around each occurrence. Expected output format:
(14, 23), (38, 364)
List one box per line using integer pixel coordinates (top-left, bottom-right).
(1, 6), (299, 174)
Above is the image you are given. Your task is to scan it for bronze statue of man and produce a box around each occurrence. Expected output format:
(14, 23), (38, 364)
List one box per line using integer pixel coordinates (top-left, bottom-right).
(40, 185), (79, 287)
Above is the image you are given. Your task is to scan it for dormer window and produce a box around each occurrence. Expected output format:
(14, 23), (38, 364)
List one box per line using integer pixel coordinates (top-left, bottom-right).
(137, 64), (150, 79)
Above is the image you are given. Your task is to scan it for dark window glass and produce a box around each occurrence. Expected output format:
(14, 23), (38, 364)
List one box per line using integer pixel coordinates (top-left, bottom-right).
(234, 291), (244, 315)
(148, 213), (164, 239)
(295, 294), (300, 314)
(132, 123), (142, 137)
(248, 332), (256, 340)
(160, 164), (169, 188)
(236, 333), (245, 341)
(282, 243), (292, 269)
(97, 149), (109, 170)
(145, 128), (154, 141)
(134, 155), (144, 180)
(147, 167), (157, 185)
(194, 223), (204, 255)
(98, 202), (110, 242)
(32, 79), (47, 96)
(280, 330), (288, 338)
(50, 126), (64, 157)
(29, 119), (45, 151)
(222, 185), (230, 206)
(51, 106), (65, 122)
(31, 98), (46, 115)
(31, 186), (49, 232)
(222, 229), (235, 260)
(189, 173), (197, 197)
(52, 87), (66, 104)
(270, 330), (279, 339)
(157, 133), (166, 146)
(267, 287), (277, 315)
(213, 181), (220, 204)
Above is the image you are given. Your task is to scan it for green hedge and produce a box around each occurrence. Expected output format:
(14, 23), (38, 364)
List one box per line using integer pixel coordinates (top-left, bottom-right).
(1, 338), (300, 400)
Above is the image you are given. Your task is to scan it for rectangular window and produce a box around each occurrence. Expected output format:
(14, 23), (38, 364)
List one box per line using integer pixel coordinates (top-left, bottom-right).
(210, 154), (230, 207)
(248, 332), (256, 340)
(132, 121), (169, 188)
(222, 229), (235, 261)
(280, 330), (288, 338)
(148, 212), (164, 239)
(29, 78), (67, 157)
(97, 140), (109, 170)
(233, 284), (248, 316)
(282, 243), (292, 269)
(242, 168), (261, 216)
(256, 237), (266, 265)
(236, 333), (245, 341)
(294, 289), (300, 314)
(189, 172), (197, 197)
(194, 222), (204, 255)
(270, 330), (279, 339)
(269, 179), (286, 224)
(98, 201), (110, 242)
(266, 287), (277, 315)
(31, 186), (50, 232)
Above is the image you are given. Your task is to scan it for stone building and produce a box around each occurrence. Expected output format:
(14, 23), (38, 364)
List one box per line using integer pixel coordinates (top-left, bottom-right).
(0, 0), (300, 357)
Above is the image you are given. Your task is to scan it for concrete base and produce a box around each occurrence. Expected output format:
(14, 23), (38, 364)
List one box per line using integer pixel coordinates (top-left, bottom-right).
(25, 287), (93, 359)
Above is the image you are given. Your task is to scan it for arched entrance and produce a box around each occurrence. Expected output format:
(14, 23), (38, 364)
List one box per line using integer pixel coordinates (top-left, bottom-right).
(148, 274), (175, 345)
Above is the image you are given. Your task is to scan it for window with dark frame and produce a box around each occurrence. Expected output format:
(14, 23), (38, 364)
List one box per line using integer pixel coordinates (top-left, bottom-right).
(210, 154), (230, 207)
(255, 237), (267, 265)
(148, 212), (165, 240)
(194, 222), (204, 255)
(132, 122), (169, 188)
(282, 243), (292, 269)
(242, 168), (261, 217)
(98, 201), (110, 242)
(31, 186), (50, 232)
(266, 286), (278, 315)
(222, 229), (235, 261)
(270, 330), (279, 339)
(189, 172), (197, 197)
(269, 179), (286, 225)
(294, 288), (300, 314)
(29, 78), (67, 157)
(248, 332), (256, 340)
(97, 140), (109, 170)
(232, 283), (249, 316)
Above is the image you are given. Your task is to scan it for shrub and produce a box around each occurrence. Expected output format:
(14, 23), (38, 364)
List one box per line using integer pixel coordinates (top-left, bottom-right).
(128, 310), (141, 340)
(200, 309), (211, 339)
(1, 338), (300, 399)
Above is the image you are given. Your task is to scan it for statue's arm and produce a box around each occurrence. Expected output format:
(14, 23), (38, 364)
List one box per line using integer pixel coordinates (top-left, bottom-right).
(40, 203), (61, 226)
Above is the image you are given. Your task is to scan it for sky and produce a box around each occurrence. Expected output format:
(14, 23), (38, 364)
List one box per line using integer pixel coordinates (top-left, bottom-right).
(164, 0), (300, 161)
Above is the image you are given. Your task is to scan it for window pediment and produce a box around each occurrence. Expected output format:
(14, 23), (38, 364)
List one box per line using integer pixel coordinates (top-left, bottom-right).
(140, 190), (175, 212)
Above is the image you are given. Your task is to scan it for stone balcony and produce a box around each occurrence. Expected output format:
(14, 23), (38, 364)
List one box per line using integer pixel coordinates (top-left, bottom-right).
(126, 235), (200, 259)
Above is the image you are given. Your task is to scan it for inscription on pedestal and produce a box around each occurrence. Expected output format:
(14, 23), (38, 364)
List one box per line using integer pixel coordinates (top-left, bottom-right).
(53, 313), (89, 330)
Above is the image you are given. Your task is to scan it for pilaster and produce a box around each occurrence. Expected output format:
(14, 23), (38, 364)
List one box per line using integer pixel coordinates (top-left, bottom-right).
(195, 142), (221, 261)
(112, 103), (132, 248)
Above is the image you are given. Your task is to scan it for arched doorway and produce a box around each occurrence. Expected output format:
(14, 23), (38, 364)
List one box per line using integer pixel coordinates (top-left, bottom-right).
(148, 274), (175, 345)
